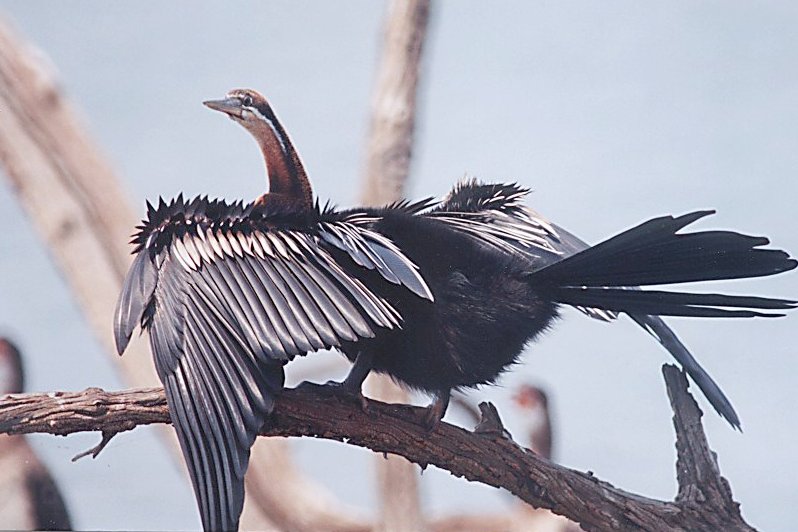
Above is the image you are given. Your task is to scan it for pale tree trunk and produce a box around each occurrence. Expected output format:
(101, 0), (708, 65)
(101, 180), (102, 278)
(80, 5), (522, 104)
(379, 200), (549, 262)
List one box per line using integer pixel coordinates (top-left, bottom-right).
(359, 1), (432, 531)
(0, 17), (158, 394)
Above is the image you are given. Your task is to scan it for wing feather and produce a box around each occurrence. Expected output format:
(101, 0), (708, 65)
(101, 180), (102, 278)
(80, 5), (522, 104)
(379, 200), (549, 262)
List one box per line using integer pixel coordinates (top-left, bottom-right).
(198, 264), (291, 361)
(252, 256), (326, 350)
(179, 348), (238, 506)
(115, 195), (434, 531)
(311, 255), (397, 333)
(166, 370), (219, 528)
(185, 299), (259, 435)
(240, 256), (319, 353)
(114, 250), (157, 354)
(289, 256), (359, 342)
(183, 317), (249, 465)
(318, 220), (433, 300)
(427, 180), (562, 257)
(252, 255), (336, 346)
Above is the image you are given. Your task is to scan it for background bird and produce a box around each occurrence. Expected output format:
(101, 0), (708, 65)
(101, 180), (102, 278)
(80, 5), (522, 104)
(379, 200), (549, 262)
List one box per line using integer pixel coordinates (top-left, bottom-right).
(115, 89), (795, 530)
(0, 338), (73, 531)
(512, 384), (553, 460)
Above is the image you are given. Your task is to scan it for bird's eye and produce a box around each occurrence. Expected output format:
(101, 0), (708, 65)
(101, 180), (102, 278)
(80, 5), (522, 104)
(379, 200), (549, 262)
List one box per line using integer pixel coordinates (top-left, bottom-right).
(242, 95), (253, 107)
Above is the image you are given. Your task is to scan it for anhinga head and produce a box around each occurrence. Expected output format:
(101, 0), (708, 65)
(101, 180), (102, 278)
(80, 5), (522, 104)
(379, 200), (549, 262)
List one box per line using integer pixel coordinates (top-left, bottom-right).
(203, 88), (273, 130)
(204, 88), (313, 211)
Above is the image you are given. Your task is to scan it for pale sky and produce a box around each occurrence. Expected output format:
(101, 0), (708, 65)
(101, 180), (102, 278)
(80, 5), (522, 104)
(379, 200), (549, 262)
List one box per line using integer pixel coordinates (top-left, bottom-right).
(1, 2), (796, 530)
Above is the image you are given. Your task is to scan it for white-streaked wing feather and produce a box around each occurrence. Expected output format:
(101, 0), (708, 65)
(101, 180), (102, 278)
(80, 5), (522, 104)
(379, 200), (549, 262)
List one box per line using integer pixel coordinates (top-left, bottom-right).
(115, 211), (428, 531)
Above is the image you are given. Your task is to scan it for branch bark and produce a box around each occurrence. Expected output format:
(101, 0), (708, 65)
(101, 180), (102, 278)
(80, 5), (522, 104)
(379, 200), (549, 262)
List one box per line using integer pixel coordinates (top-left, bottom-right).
(663, 366), (754, 531)
(0, 365), (754, 532)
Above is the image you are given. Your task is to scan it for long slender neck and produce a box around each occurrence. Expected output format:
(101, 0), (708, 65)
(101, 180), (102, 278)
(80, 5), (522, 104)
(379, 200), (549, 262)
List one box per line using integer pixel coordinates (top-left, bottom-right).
(245, 110), (313, 211)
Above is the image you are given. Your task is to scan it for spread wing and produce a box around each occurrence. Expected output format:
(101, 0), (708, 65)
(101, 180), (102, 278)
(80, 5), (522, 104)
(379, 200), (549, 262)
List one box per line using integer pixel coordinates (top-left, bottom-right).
(114, 196), (432, 531)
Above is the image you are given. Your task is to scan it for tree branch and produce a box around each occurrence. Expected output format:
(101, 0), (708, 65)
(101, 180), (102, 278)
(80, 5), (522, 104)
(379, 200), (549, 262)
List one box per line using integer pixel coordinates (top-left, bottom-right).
(0, 365), (755, 532)
(663, 365), (754, 531)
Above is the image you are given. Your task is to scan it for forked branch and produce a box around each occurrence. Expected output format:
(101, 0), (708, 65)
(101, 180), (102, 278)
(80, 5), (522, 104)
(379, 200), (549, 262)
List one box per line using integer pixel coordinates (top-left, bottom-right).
(0, 365), (754, 531)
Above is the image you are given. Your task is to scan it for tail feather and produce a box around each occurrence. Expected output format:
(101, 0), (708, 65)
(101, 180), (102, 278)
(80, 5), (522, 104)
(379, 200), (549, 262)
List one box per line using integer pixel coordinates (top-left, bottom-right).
(529, 210), (796, 429)
(534, 211), (797, 287)
(629, 314), (741, 429)
(554, 287), (796, 318)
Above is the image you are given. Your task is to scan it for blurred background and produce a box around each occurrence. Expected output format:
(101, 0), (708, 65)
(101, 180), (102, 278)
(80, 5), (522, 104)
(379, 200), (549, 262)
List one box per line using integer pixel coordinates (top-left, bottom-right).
(0, 1), (796, 530)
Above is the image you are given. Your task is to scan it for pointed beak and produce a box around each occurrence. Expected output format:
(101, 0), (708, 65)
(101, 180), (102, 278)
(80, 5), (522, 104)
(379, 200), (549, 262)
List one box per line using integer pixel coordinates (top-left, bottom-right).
(203, 97), (244, 118)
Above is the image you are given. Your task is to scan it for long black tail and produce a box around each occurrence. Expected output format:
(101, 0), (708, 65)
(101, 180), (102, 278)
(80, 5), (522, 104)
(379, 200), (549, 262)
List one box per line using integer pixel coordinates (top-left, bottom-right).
(629, 314), (742, 427)
(532, 211), (796, 317)
(530, 211), (797, 427)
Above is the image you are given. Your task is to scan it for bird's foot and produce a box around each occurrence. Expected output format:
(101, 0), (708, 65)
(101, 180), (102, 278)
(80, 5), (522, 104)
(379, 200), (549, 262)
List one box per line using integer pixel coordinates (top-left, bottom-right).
(422, 393), (450, 432)
(295, 380), (370, 414)
(423, 407), (443, 432)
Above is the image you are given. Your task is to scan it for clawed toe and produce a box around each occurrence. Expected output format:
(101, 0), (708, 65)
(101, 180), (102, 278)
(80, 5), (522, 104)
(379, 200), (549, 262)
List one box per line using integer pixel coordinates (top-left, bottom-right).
(423, 409), (442, 432)
(422, 391), (450, 431)
(295, 380), (370, 413)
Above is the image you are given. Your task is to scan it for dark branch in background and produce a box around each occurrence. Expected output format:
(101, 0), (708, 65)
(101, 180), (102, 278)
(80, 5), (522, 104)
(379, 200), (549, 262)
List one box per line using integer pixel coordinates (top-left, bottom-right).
(0, 365), (754, 532)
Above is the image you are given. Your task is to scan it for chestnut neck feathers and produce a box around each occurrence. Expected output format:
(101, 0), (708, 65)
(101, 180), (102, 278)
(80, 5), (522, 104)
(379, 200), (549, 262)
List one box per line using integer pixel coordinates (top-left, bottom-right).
(207, 89), (313, 212)
(246, 100), (313, 210)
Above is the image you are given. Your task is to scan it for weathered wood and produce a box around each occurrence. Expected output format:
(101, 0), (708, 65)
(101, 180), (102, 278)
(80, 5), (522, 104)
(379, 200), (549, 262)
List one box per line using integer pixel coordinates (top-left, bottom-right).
(0, 16), (155, 389)
(359, 1), (432, 530)
(360, 0), (430, 206)
(664, 366), (755, 532)
(0, 365), (755, 532)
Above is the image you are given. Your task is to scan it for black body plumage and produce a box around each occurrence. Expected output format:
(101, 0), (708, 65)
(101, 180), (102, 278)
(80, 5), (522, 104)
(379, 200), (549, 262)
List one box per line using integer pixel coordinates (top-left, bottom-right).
(114, 90), (797, 532)
(116, 183), (797, 532)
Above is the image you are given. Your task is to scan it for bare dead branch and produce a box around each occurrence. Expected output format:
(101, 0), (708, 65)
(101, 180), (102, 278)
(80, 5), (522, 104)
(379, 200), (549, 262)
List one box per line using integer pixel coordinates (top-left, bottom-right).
(360, 0), (431, 207)
(71, 430), (118, 462)
(663, 366), (754, 532)
(0, 365), (754, 531)
(359, 1), (432, 528)
(0, 16), (154, 388)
